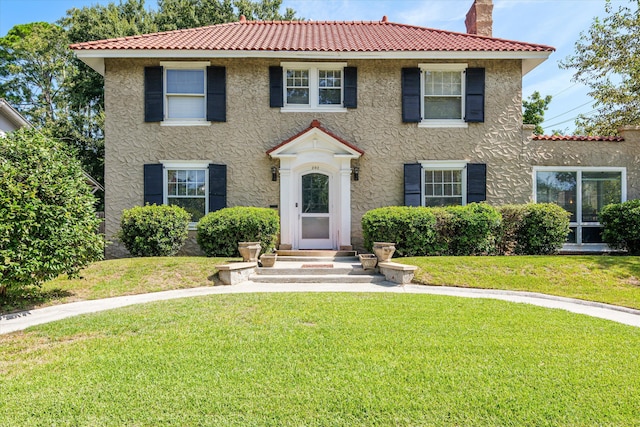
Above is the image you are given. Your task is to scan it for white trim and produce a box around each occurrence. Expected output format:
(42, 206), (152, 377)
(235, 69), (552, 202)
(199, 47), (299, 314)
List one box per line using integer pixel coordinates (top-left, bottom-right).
(75, 50), (550, 77)
(162, 161), (210, 230)
(160, 120), (211, 127)
(419, 63), (467, 127)
(280, 62), (348, 112)
(420, 161), (468, 206)
(160, 60), (211, 68)
(418, 63), (468, 71)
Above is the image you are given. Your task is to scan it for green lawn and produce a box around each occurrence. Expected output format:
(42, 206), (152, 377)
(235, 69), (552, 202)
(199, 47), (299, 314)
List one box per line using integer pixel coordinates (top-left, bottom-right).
(0, 257), (236, 314)
(1, 293), (639, 426)
(398, 255), (640, 310)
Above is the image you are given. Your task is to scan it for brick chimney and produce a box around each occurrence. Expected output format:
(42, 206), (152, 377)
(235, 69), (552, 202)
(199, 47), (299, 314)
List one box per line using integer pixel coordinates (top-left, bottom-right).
(465, 0), (493, 37)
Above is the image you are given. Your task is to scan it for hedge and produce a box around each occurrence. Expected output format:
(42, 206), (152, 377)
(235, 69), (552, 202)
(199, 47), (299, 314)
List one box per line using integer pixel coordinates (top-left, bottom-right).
(197, 207), (279, 257)
(118, 204), (191, 257)
(600, 199), (640, 254)
(498, 204), (570, 255)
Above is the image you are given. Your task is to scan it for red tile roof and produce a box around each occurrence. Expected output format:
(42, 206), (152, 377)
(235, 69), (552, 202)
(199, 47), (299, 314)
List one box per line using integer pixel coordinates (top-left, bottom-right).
(267, 119), (364, 155)
(532, 135), (624, 142)
(70, 18), (554, 53)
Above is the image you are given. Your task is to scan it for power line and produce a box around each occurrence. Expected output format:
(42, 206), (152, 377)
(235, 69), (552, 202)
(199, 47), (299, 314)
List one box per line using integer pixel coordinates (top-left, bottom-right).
(544, 108), (598, 129)
(544, 100), (594, 122)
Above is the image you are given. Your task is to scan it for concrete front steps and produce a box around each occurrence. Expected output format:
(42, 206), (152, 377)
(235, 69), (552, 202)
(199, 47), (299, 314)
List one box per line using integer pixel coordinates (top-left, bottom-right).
(250, 251), (386, 284)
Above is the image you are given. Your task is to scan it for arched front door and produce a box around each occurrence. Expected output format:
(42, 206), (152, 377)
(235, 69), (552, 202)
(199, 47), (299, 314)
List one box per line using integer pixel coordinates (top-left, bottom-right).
(298, 172), (333, 249)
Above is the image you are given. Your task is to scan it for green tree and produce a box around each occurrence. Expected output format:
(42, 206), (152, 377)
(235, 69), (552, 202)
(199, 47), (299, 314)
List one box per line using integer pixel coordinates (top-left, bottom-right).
(0, 129), (103, 297)
(0, 22), (73, 126)
(561, 0), (640, 135)
(523, 91), (552, 135)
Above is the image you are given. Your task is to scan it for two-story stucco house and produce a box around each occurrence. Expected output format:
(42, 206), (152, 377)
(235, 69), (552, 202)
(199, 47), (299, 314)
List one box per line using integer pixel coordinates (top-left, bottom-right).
(71, 0), (640, 257)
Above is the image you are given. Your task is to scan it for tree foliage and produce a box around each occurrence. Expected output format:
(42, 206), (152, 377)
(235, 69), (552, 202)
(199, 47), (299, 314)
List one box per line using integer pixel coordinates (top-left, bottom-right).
(0, 22), (73, 126)
(523, 91), (552, 135)
(0, 129), (103, 296)
(561, 0), (640, 135)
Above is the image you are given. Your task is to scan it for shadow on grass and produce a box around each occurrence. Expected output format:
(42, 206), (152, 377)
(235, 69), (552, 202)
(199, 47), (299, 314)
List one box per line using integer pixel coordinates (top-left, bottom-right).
(591, 255), (640, 285)
(0, 287), (75, 315)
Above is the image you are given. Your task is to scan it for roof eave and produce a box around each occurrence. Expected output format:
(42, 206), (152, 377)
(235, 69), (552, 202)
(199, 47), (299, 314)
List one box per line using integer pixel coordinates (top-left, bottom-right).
(74, 49), (553, 76)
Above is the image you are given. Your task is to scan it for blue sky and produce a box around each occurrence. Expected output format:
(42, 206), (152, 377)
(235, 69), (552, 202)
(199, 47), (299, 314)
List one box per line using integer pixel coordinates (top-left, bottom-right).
(0, 0), (627, 134)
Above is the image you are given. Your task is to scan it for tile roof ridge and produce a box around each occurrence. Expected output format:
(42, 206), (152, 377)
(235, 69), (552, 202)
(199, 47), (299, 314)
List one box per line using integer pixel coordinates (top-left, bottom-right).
(533, 134), (624, 141)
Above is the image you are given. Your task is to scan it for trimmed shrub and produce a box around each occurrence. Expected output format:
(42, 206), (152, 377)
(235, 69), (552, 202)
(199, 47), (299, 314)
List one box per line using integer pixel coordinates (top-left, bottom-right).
(498, 203), (570, 255)
(0, 129), (103, 296)
(361, 206), (437, 256)
(118, 205), (190, 257)
(443, 203), (502, 256)
(497, 204), (528, 255)
(600, 199), (640, 254)
(197, 207), (279, 257)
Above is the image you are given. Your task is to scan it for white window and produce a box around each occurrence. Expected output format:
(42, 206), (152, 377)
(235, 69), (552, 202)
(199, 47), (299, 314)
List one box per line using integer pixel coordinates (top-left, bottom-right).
(419, 63), (467, 128)
(534, 167), (626, 245)
(421, 161), (467, 206)
(163, 161), (209, 226)
(282, 62), (347, 111)
(161, 61), (209, 124)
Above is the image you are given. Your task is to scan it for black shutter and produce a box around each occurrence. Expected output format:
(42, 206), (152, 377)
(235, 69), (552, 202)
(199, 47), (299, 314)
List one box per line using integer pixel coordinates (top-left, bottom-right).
(343, 66), (357, 109)
(467, 163), (487, 203)
(207, 66), (226, 122)
(269, 66), (284, 108)
(144, 164), (163, 205)
(209, 164), (227, 212)
(402, 68), (421, 123)
(465, 68), (485, 123)
(144, 66), (163, 122)
(404, 163), (422, 207)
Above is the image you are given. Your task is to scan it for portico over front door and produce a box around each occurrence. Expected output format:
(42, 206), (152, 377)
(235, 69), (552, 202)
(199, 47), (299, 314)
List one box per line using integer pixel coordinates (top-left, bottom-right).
(299, 172), (332, 249)
(267, 120), (364, 251)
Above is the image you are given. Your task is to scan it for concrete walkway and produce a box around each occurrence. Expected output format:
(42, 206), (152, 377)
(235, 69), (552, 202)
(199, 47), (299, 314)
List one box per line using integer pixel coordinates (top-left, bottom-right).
(2, 282), (640, 334)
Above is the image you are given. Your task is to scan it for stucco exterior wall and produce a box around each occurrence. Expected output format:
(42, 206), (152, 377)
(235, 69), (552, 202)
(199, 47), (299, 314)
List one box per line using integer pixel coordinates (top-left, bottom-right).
(103, 56), (640, 257)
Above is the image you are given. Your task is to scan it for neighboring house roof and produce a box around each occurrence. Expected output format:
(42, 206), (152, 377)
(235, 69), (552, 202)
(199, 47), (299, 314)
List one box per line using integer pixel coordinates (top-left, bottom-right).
(532, 135), (624, 142)
(71, 17), (554, 76)
(0, 98), (31, 135)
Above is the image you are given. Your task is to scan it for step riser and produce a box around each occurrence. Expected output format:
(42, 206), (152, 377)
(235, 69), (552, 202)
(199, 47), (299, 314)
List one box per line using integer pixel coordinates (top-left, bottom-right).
(276, 251), (357, 258)
(255, 268), (374, 276)
(249, 275), (386, 284)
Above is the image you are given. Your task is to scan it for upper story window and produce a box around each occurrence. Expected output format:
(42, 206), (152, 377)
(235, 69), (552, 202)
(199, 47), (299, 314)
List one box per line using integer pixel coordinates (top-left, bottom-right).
(144, 61), (227, 125)
(420, 63), (466, 127)
(402, 64), (484, 127)
(281, 62), (347, 111)
(161, 62), (209, 123)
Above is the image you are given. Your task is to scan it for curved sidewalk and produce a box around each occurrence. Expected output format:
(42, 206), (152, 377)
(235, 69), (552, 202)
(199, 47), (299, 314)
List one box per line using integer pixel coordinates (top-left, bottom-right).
(2, 282), (640, 334)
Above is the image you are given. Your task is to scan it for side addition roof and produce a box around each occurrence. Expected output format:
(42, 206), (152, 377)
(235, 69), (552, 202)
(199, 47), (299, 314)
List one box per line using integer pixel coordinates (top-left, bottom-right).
(71, 17), (554, 76)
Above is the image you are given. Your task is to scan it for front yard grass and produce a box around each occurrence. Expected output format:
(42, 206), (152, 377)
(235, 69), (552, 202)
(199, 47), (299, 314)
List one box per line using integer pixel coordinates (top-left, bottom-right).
(398, 255), (640, 310)
(0, 257), (237, 314)
(1, 293), (639, 426)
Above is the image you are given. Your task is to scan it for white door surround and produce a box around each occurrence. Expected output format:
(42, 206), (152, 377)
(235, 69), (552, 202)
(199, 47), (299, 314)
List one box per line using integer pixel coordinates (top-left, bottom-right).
(267, 120), (363, 250)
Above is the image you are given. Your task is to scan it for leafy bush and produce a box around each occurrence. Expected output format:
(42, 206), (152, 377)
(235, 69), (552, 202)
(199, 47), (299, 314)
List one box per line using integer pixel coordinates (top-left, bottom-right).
(498, 203), (570, 255)
(600, 199), (640, 254)
(361, 206), (437, 256)
(0, 129), (103, 296)
(118, 205), (190, 256)
(443, 203), (502, 256)
(197, 207), (279, 257)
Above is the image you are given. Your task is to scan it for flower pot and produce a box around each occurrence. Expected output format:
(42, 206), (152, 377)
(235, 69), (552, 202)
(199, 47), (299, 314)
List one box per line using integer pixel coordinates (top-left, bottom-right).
(260, 253), (277, 267)
(238, 242), (261, 262)
(373, 242), (396, 262)
(358, 253), (378, 270)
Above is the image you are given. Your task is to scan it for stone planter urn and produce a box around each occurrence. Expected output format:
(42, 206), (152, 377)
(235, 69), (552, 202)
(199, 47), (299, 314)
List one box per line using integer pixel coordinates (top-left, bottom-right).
(373, 242), (396, 262)
(238, 242), (261, 262)
(358, 253), (378, 270)
(259, 253), (277, 267)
